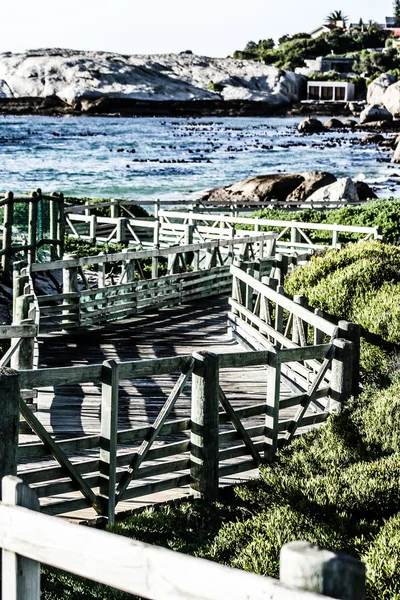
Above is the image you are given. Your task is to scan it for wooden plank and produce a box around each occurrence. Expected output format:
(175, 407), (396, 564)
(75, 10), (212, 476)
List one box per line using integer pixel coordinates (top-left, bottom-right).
(18, 400), (102, 514)
(19, 364), (103, 388)
(19, 459), (100, 485)
(0, 325), (37, 339)
(18, 435), (100, 460)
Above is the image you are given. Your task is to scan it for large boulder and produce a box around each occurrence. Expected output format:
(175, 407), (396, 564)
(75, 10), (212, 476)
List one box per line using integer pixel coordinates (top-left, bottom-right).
(286, 172), (337, 201)
(0, 49), (305, 106)
(367, 73), (397, 106)
(359, 104), (393, 124)
(355, 181), (377, 200)
(298, 117), (324, 133)
(305, 178), (359, 205)
(383, 81), (400, 118)
(201, 172), (337, 204)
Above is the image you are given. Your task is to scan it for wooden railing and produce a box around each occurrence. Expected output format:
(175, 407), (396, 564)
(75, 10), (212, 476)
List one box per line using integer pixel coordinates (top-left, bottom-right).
(228, 264), (360, 400)
(29, 233), (276, 332)
(0, 189), (64, 276)
(158, 209), (380, 252)
(9, 326), (356, 518)
(0, 476), (365, 600)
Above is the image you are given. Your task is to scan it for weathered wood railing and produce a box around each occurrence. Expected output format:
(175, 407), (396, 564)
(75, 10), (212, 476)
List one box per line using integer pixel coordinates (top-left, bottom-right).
(9, 321), (354, 519)
(0, 477), (365, 600)
(158, 209), (380, 252)
(228, 264), (360, 400)
(0, 189), (64, 276)
(29, 233), (276, 332)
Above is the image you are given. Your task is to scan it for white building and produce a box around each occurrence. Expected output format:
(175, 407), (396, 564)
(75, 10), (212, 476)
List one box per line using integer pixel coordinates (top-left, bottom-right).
(306, 81), (355, 101)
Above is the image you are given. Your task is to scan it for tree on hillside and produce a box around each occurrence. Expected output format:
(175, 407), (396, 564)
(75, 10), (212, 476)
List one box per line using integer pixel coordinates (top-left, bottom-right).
(325, 10), (348, 25)
(394, 0), (400, 26)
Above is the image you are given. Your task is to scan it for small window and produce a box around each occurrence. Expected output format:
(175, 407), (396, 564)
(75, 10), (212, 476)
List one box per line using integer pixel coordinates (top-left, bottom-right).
(335, 87), (345, 101)
(320, 86), (333, 100)
(308, 85), (320, 100)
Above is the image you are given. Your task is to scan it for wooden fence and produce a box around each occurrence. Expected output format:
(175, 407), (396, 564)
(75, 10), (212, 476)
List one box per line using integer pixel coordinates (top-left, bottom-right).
(29, 233), (276, 332)
(158, 209), (380, 252)
(0, 189), (64, 275)
(63, 203), (380, 253)
(228, 263), (360, 400)
(0, 476), (365, 600)
(5, 277), (357, 519)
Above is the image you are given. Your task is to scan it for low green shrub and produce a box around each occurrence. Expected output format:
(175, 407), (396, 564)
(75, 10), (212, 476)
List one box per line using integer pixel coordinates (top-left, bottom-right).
(363, 513), (400, 599)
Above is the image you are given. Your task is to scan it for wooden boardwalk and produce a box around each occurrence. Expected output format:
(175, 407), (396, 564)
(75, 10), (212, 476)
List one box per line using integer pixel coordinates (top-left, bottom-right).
(19, 296), (279, 520)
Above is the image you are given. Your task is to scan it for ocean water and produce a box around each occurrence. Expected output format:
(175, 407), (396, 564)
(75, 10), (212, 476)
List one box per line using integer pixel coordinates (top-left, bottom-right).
(0, 114), (398, 204)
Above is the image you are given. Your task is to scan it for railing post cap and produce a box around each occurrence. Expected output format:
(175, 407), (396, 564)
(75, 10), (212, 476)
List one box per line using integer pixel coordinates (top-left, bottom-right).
(280, 541), (366, 599)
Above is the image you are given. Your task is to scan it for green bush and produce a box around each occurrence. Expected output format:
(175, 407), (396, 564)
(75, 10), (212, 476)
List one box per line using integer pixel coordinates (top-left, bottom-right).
(363, 513), (400, 599)
(246, 199), (400, 245)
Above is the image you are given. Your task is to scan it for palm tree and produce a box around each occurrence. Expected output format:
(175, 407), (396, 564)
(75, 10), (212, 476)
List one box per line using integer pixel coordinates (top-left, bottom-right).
(325, 10), (348, 26)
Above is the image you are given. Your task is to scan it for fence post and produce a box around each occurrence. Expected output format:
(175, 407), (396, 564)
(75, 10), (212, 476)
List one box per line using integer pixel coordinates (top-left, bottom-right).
(122, 249), (135, 283)
(0, 369), (19, 487)
(314, 308), (324, 345)
(265, 347), (280, 461)
(11, 295), (34, 371)
(152, 248), (159, 279)
(330, 338), (354, 413)
(116, 218), (127, 243)
(293, 295), (308, 346)
(153, 200), (160, 248)
(190, 351), (219, 504)
(338, 320), (360, 397)
(0, 367), (20, 598)
(50, 193), (59, 260)
(280, 541), (365, 600)
(2, 191), (14, 279)
(57, 193), (65, 259)
(1, 476), (41, 600)
(62, 254), (79, 326)
(99, 360), (119, 523)
(110, 198), (119, 219)
(97, 252), (106, 288)
(28, 191), (38, 265)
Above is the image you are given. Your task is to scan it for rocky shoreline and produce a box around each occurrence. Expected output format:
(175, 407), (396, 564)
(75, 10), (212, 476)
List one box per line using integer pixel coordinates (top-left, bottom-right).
(0, 96), (306, 117)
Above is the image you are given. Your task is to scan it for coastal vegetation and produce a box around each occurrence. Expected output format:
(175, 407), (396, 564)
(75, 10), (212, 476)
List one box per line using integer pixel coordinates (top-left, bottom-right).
(233, 22), (391, 71)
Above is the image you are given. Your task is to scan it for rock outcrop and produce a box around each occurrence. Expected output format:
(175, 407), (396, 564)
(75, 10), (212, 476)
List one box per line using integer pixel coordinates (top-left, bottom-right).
(202, 172), (337, 204)
(359, 104), (393, 124)
(367, 73), (397, 106)
(305, 178), (359, 205)
(0, 49), (305, 109)
(202, 172), (376, 205)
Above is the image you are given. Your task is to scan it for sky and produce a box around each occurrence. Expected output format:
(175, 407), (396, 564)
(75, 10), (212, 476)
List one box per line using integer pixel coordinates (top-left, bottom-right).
(1, 0), (394, 57)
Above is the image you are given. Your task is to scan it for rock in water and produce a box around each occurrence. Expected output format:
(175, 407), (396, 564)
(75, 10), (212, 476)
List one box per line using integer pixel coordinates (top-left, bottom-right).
(298, 117), (324, 133)
(202, 172), (337, 204)
(324, 118), (344, 129)
(367, 73), (397, 106)
(0, 49), (305, 107)
(360, 104), (393, 124)
(305, 178), (359, 205)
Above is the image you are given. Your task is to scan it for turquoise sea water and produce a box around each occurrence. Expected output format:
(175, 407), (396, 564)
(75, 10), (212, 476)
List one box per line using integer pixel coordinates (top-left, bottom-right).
(0, 115), (397, 203)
